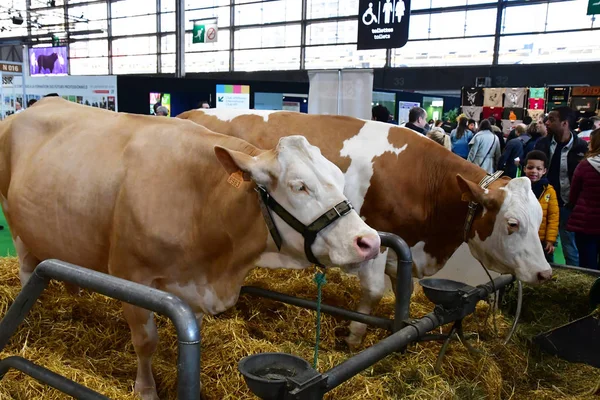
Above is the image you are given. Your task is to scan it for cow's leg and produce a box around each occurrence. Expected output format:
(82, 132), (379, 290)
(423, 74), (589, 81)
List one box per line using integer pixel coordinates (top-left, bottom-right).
(345, 250), (388, 348)
(122, 303), (160, 400)
(14, 236), (40, 287)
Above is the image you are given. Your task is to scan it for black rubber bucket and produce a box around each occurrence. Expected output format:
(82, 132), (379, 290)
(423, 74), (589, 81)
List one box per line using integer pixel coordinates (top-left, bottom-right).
(419, 278), (476, 309)
(238, 352), (313, 400)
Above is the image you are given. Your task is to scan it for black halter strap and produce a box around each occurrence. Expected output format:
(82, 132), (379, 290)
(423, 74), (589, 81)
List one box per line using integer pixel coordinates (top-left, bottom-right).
(463, 170), (504, 242)
(255, 185), (354, 268)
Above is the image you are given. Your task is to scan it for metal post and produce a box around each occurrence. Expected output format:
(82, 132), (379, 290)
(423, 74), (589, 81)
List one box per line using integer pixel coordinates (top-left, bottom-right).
(378, 232), (413, 332)
(337, 69), (342, 115)
(492, 0), (503, 66)
(175, 0), (185, 77)
(0, 259), (200, 400)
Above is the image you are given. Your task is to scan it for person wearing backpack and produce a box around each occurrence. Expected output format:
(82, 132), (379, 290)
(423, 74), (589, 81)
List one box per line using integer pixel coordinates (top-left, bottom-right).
(497, 124), (530, 178)
(467, 119), (501, 174)
(450, 117), (474, 159)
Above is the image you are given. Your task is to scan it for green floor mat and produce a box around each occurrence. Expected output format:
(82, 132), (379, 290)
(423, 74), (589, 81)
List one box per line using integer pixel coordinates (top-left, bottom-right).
(0, 210), (16, 256)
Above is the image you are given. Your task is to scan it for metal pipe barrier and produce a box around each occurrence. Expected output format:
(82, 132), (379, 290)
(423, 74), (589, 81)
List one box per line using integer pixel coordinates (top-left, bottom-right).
(551, 263), (600, 277)
(0, 259), (201, 400)
(283, 274), (515, 399)
(241, 231), (413, 333)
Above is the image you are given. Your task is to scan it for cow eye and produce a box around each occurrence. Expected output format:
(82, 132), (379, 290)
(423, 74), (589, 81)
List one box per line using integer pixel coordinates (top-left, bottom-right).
(290, 181), (309, 194)
(507, 218), (519, 233)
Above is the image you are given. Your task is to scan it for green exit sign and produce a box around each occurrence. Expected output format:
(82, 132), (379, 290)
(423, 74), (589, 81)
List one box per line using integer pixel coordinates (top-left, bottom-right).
(588, 0), (600, 15)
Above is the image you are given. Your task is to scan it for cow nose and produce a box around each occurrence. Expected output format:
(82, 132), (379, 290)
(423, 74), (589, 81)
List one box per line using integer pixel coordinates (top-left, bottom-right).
(537, 269), (552, 283)
(354, 234), (381, 260)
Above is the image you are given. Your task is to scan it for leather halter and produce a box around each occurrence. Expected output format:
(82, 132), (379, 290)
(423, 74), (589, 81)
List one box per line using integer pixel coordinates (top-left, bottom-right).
(255, 185), (354, 268)
(463, 170), (504, 243)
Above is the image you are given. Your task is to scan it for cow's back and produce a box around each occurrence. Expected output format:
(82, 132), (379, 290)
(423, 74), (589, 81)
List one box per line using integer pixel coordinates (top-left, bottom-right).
(1, 98), (260, 275)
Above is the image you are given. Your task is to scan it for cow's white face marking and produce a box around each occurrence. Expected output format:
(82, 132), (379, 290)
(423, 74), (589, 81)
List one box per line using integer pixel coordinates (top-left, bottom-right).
(198, 108), (278, 122)
(340, 121), (409, 213)
(215, 135), (381, 268)
(468, 177), (552, 284)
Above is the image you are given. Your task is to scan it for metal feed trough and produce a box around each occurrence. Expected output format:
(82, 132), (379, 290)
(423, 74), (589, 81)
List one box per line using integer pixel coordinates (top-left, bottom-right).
(0, 232), (515, 399)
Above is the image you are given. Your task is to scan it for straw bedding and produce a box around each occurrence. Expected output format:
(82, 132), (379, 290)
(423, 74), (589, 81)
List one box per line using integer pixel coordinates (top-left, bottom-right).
(0, 257), (598, 399)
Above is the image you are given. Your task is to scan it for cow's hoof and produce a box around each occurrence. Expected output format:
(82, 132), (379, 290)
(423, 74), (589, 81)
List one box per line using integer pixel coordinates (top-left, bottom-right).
(344, 334), (363, 351)
(135, 386), (159, 400)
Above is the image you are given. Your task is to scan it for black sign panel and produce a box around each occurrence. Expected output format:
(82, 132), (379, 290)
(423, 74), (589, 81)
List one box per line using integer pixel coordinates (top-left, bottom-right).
(357, 0), (411, 50)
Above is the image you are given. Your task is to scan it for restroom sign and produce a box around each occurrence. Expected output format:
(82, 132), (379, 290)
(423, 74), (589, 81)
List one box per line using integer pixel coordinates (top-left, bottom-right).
(357, 0), (411, 50)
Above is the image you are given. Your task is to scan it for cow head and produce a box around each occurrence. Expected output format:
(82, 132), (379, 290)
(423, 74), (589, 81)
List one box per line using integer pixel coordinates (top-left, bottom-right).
(457, 175), (552, 285)
(215, 135), (381, 267)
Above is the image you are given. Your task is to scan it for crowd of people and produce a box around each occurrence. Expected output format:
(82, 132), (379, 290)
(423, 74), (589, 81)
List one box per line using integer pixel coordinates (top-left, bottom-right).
(372, 104), (600, 270)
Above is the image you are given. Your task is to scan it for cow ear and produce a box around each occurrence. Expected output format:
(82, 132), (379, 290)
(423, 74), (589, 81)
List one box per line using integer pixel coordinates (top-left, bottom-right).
(214, 145), (255, 182)
(456, 174), (486, 204)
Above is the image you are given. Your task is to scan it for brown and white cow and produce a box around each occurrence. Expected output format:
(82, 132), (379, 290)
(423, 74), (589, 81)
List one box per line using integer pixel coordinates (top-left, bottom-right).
(177, 108), (553, 346)
(0, 97), (381, 400)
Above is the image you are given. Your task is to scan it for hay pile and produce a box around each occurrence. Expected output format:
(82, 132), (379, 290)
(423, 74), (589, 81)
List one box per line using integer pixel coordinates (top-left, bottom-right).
(0, 257), (598, 399)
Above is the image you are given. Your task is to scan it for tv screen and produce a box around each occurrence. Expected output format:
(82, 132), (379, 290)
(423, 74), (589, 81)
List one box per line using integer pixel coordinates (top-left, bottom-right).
(29, 46), (68, 76)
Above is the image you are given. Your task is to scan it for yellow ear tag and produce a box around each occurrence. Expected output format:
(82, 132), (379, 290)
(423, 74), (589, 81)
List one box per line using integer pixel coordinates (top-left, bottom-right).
(227, 171), (244, 188)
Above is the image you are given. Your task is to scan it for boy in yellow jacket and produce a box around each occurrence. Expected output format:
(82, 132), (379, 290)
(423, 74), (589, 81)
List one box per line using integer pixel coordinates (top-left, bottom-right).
(524, 150), (559, 262)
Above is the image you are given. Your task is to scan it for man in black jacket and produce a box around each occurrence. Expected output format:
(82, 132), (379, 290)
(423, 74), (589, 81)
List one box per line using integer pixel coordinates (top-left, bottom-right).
(404, 107), (427, 134)
(535, 106), (588, 266)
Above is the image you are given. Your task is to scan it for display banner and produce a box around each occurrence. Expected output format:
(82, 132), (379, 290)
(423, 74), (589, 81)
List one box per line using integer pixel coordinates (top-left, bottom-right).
(357, 0), (411, 50)
(216, 84), (250, 109)
(8, 75), (117, 111)
(308, 70), (373, 120)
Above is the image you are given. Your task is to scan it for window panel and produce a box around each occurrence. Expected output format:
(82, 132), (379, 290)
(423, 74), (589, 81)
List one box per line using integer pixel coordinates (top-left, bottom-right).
(189, 0), (229, 7)
(546, 0), (593, 32)
(69, 19), (108, 33)
(161, 34), (176, 53)
(68, 3), (107, 21)
(34, 9), (66, 27)
(186, 6), (230, 29)
(391, 37), (495, 67)
(431, 0), (495, 7)
(234, 0), (301, 26)
(111, 0), (156, 18)
(306, 20), (357, 46)
(305, 44), (386, 69)
(162, 0), (175, 12)
(498, 30), (600, 65)
(70, 57), (109, 75)
(235, 24), (301, 49)
(112, 54), (158, 74)
(502, 3), (548, 34)
(235, 47), (300, 71)
(429, 11), (466, 38)
(160, 53), (176, 73)
(464, 8), (497, 36)
(409, 14), (431, 39)
(185, 29), (230, 51)
(31, 0), (65, 8)
(160, 12), (175, 32)
(111, 15), (157, 36)
(69, 39), (109, 58)
(67, 0), (98, 4)
(112, 36), (157, 56)
(186, 50), (230, 72)
(306, 0), (359, 19)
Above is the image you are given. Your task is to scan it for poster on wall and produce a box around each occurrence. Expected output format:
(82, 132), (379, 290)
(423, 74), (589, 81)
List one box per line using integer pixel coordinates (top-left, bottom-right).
(150, 92), (171, 115)
(282, 101), (301, 112)
(357, 0), (411, 50)
(216, 84), (250, 109)
(9, 75), (118, 111)
(398, 101), (420, 124)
